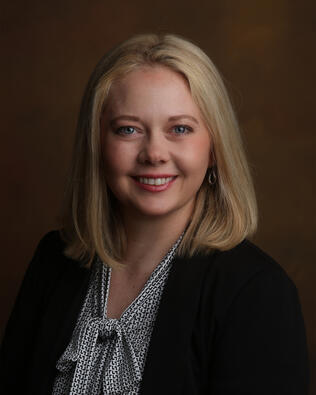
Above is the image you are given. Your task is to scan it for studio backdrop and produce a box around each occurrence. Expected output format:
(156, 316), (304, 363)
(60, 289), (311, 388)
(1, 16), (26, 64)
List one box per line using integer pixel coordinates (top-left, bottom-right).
(1, 0), (315, 392)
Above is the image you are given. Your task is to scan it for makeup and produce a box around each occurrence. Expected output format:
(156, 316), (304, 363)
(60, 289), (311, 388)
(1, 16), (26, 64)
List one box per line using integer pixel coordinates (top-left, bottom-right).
(132, 175), (177, 192)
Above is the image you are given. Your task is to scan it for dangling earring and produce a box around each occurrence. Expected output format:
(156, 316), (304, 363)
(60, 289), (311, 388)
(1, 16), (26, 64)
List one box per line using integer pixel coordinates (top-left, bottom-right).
(208, 167), (217, 185)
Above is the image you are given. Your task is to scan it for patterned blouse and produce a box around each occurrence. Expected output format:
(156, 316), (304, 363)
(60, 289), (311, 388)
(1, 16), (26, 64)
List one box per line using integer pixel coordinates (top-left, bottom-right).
(52, 234), (183, 394)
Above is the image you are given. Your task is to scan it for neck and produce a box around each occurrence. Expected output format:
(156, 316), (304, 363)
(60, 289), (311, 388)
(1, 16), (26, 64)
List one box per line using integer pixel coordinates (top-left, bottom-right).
(119, 205), (192, 275)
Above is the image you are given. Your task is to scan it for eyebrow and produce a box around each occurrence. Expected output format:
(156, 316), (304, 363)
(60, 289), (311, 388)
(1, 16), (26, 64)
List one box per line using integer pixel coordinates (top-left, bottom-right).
(109, 114), (199, 125)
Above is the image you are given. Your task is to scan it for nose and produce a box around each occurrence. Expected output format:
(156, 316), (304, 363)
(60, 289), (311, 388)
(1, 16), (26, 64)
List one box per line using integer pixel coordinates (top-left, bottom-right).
(137, 133), (169, 165)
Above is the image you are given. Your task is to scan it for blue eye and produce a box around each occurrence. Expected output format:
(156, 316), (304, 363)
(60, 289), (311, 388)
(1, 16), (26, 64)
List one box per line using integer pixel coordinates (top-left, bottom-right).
(116, 126), (136, 135)
(172, 125), (193, 134)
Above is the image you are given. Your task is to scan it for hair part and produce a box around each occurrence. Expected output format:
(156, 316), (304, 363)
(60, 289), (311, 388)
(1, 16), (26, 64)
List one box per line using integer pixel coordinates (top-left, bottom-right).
(60, 32), (258, 268)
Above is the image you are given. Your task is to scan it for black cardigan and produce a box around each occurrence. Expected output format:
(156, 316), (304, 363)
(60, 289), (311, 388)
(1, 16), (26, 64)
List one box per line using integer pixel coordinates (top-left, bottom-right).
(0, 231), (309, 394)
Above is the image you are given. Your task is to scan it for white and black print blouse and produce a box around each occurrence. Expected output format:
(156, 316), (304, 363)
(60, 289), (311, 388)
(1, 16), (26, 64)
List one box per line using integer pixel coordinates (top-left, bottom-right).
(52, 234), (183, 394)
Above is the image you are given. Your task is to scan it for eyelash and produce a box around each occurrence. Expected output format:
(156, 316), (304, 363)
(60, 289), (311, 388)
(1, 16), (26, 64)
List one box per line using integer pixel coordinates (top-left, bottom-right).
(115, 124), (193, 135)
(172, 125), (193, 134)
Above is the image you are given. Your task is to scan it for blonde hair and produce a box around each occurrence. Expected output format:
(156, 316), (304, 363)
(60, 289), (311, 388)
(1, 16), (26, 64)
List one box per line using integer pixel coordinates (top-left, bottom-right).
(60, 32), (258, 267)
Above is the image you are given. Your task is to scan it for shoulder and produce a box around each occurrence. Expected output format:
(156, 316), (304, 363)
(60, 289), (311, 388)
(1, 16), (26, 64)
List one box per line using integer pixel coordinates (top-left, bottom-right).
(195, 239), (299, 319)
(207, 238), (295, 287)
(35, 229), (66, 256)
(176, 238), (296, 298)
(33, 229), (82, 268)
(29, 230), (69, 275)
(24, 230), (87, 292)
(217, 238), (291, 273)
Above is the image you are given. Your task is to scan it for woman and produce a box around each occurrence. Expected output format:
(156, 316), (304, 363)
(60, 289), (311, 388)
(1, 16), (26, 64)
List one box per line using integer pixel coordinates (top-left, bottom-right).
(0, 33), (309, 394)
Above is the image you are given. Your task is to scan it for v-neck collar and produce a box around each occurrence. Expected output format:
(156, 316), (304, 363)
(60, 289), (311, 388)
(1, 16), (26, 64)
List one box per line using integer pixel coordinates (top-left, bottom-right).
(102, 231), (185, 322)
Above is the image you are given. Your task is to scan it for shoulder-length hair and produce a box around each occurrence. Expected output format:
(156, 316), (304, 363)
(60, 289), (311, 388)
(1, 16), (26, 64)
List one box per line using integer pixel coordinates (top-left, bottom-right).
(60, 32), (258, 268)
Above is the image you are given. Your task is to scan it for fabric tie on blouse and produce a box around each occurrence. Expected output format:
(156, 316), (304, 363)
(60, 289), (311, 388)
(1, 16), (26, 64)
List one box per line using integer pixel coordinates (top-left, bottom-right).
(56, 317), (142, 394)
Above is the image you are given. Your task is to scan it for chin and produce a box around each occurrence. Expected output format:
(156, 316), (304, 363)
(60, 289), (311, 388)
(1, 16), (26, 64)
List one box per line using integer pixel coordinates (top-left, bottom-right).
(124, 200), (174, 217)
(136, 207), (174, 218)
(134, 200), (192, 219)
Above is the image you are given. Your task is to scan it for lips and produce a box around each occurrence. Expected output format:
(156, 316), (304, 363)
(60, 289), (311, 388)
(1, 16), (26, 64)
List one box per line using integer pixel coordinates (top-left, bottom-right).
(136, 176), (174, 186)
(132, 175), (177, 192)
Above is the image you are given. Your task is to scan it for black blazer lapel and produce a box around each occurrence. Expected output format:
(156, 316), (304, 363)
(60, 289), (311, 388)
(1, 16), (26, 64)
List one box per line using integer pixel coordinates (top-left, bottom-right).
(140, 253), (212, 394)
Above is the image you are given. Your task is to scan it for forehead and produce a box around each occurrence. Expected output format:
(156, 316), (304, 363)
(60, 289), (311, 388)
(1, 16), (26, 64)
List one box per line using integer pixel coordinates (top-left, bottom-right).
(103, 66), (199, 116)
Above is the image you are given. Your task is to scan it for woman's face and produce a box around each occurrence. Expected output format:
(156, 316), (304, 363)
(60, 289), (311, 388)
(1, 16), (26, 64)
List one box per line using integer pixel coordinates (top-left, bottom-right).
(100, 66), (212, 221)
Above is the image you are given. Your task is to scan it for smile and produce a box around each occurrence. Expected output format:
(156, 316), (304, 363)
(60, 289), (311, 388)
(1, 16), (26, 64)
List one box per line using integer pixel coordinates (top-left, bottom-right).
(138, 176), (174, 185)
(132, 175), (177, 192)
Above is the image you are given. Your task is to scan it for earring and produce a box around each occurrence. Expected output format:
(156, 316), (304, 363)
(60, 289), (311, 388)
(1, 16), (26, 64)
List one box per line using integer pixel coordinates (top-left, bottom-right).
(208, 167), (217, 185)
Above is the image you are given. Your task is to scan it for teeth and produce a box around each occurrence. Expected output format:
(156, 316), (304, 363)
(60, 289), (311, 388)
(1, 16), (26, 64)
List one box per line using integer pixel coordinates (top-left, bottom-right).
(138, 177), (173, 185)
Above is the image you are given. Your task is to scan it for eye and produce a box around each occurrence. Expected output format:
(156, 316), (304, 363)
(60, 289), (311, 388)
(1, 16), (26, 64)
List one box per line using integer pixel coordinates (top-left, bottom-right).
(115, 126), (136, 135)
(172, 125), (193, 135)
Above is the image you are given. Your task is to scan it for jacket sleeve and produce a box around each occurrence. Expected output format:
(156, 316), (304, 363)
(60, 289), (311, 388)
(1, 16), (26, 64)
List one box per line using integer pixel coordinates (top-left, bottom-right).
(0, 232), (58, 393)
(208, 267), (310, 395)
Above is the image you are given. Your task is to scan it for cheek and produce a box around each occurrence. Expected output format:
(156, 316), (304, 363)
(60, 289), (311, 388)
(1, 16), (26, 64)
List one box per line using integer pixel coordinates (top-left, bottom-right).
(103, 151), (120, 175)
(102, 141), (136, 175)
(178, 138), (211, 175)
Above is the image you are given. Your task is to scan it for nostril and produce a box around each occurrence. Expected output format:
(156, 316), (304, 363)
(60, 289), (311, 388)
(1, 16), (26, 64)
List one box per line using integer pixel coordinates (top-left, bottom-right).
(137, 145), (169, 165)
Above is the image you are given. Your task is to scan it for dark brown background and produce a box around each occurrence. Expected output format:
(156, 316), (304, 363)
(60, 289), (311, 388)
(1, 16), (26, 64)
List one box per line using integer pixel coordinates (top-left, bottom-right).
(1, 0), (315, 392)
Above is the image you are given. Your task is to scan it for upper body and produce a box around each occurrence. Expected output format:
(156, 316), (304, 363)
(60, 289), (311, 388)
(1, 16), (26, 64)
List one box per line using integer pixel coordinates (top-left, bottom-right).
(0, 230), (309, 394)
(0, 33), (310, 394)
